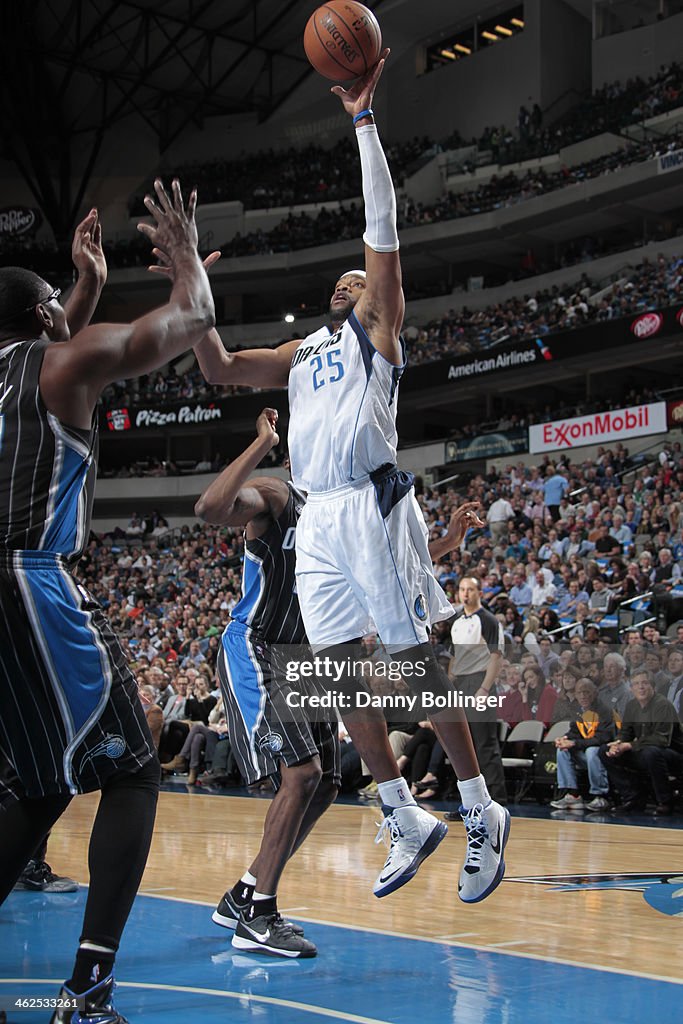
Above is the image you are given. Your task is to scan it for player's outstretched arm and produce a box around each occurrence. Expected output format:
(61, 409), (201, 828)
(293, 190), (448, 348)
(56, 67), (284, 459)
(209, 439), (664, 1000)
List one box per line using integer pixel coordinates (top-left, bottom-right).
(148, 248), (299, 389)
(194, 331), (299, 389)
(42, 180), (215, 428)
(195, 408), (289, 527)
(331, 50), (404, 365)
(62, 209), (107, 335)
(428, 502), (485, 561)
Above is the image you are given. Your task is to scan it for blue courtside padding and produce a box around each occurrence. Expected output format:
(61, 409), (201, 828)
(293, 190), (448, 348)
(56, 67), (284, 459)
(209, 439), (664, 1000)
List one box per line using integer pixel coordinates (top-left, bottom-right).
(1, 890), (681, 1023)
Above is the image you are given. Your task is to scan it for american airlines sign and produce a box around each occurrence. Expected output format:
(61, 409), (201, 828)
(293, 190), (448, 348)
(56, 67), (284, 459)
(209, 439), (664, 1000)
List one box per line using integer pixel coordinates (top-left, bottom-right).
(529, 402), (667, 454)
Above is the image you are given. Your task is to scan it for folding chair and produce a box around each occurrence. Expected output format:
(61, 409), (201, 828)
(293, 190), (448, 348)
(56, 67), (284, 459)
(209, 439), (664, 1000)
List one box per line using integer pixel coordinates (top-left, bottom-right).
(543, 721), (571, 744)
(501, 720), (545, 803)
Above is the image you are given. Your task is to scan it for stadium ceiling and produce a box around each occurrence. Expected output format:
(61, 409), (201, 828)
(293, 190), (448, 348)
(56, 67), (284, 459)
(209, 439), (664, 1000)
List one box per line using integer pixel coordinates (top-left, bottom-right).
(0, 0), (389, 239)
(0, 0), (591, 240)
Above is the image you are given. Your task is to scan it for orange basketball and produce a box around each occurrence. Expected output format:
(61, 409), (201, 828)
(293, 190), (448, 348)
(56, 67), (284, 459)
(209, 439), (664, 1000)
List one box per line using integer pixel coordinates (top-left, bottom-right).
(304, 1), (382, 81)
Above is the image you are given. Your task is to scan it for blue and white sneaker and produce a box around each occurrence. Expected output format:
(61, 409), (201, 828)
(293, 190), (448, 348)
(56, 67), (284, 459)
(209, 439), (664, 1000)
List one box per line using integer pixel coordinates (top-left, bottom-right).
(458, 801), (510, 904)
(373, 804), (448, 898)
(50, 975), (127, 1023)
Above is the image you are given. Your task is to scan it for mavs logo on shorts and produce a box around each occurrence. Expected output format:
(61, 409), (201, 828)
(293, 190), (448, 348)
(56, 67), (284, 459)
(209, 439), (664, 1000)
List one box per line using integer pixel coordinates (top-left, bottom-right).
(258, 732), (284, 754)
(414, 594), (427, 620)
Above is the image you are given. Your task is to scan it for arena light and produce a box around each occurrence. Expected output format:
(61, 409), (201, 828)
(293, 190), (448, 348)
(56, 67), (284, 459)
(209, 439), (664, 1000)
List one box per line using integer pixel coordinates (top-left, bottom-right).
(482, 30), (498, 41)
(455, 43), (472, 54)
(440, 48), (456, 59)
(284, 313), (295, 323)
(511, 17), (524, 27)
(495, 24), (513, 35)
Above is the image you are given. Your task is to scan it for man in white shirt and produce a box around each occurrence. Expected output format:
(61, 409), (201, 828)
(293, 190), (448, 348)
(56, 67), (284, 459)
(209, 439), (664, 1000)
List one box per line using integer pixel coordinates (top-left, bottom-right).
(486, 494), (514, 545)
(531, 570), (557, 609)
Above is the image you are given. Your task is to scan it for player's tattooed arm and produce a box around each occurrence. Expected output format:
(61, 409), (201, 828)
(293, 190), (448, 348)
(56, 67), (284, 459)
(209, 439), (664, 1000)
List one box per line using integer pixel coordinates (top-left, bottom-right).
(195, 408), (289, 531)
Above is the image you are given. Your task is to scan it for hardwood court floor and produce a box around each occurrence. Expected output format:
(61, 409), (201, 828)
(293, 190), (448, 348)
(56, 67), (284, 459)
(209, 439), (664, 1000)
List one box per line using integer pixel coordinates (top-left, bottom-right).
(46, 790), (683, 981)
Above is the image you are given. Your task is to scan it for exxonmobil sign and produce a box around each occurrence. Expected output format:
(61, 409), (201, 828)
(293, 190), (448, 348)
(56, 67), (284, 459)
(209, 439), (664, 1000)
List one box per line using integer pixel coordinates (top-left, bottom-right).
(529, 402), (667, 454)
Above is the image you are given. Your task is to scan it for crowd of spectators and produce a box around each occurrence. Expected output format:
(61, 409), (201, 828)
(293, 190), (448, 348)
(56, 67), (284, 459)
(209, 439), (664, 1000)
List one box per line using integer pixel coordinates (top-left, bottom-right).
(445, 62), (683, 168)
(422, 444), (683, 618)
(127, 64), (683, 216)
(85, 440), (683, 806)
(128, 136), (433, 216)
(408, 250), (683, 361)
(217, 129), (683, 258)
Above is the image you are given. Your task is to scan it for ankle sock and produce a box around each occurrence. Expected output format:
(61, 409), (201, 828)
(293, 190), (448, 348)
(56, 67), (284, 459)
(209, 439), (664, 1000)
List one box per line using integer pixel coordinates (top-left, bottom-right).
(230, 874), (256, 906)
(68, 943), (115, 994)
(458, 774), (491, 811)
(246, 892), (277, 920)
(378, 777), (416, 808)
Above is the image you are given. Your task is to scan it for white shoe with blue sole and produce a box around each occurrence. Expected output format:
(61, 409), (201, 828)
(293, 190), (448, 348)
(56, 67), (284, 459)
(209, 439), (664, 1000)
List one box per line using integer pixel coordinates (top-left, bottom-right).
(458, 801), (510, 903)
(373, 803), (448, 898)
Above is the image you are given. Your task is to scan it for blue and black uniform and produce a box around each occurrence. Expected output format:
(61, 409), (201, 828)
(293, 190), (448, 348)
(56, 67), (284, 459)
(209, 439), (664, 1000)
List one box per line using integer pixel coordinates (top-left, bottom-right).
(218, 483), (340, 787)
(0, 339), (155, 807)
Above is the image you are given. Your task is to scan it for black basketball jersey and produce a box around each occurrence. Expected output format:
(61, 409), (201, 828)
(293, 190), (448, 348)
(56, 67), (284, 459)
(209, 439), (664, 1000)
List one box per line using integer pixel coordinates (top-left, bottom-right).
(230, 482), (306, 644)
(0, 339), (97, 563)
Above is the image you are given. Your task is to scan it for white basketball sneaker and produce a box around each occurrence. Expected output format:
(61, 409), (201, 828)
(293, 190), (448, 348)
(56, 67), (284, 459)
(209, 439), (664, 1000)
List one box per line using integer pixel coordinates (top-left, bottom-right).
(373, 803), (448, 898)
(458, 801), (510, 904)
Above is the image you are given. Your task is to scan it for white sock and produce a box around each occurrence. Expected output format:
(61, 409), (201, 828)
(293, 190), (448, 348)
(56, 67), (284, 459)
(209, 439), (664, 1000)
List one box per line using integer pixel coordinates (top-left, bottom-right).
(241, 870), (257, 886)
(378, 777), (416, 809)
(458, 774), (491, 811)
(252, 891), (275, 902)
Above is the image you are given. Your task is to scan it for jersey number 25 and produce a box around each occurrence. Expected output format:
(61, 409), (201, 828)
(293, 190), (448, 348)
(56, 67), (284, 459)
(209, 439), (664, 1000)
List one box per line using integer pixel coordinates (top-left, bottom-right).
(311, 349), (344, 392)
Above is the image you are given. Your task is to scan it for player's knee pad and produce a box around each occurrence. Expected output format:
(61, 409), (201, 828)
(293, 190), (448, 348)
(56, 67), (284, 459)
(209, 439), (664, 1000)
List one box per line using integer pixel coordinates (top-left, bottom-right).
(397, 643), (453, 700)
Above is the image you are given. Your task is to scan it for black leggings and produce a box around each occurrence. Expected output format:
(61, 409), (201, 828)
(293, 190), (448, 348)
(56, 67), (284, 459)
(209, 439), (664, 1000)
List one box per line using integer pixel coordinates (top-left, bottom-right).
(402, 728), (437, 783)
(0, 757), (160, 950)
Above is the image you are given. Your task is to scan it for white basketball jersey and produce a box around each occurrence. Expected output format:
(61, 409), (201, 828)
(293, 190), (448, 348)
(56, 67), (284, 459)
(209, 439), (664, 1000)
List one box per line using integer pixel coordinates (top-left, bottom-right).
(287, 311), (405, 493)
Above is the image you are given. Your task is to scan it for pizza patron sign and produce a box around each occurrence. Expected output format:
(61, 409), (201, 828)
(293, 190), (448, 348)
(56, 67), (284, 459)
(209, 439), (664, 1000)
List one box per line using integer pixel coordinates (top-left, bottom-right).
(529, 402), (667, 454)
(105, 401), (222, 431)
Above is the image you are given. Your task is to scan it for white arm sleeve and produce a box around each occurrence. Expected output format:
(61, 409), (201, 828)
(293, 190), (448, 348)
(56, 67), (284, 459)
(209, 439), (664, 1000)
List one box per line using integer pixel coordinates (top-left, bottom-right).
(355, 123), (399, 253)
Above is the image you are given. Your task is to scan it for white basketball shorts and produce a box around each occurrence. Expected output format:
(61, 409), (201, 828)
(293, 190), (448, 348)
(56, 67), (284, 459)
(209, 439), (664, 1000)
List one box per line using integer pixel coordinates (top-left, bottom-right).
(295, 467), (453, 650)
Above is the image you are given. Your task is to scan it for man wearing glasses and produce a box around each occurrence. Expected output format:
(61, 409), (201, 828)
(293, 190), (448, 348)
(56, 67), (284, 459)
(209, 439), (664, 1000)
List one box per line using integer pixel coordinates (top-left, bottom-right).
(0, 182), (214, 1024)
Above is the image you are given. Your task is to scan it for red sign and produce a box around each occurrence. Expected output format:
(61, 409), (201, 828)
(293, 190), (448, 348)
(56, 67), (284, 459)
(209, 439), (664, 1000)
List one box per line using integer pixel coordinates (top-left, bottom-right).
(668, 400), (683, 427)
(529, 402), (667, 453)
(630, 312), (663, 338)
(106, 408), (131, 431)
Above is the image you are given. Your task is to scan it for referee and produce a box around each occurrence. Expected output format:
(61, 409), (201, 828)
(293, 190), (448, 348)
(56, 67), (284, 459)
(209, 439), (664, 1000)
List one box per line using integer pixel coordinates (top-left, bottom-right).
(448, 576), (507, 805)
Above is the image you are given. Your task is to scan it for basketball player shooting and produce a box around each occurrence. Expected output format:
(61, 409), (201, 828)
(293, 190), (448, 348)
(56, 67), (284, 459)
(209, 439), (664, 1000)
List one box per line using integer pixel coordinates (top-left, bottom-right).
(192, 53), (510, 904)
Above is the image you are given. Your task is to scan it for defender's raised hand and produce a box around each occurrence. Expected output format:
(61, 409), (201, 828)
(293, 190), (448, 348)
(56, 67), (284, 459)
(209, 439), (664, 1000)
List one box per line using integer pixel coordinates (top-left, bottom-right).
(137, 179), (199, 261)
(446, 502), (485, 547)
(72, 209), (107, 283)
(330, 47), (390, 118)
(148, 248), (221, 281)
(256, 408), (279, 449)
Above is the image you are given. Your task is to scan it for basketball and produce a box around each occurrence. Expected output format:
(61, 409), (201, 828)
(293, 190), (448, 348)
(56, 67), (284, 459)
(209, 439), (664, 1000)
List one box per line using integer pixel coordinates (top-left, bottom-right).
(304, 1), (382, 81)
